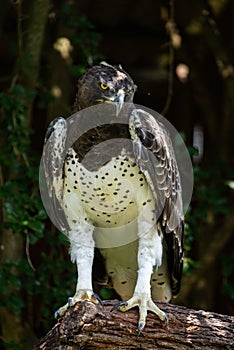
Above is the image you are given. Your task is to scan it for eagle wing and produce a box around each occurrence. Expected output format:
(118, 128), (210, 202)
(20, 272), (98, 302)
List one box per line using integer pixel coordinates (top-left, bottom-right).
(129, 108), (184, 296)
(41, 117), (69, 233)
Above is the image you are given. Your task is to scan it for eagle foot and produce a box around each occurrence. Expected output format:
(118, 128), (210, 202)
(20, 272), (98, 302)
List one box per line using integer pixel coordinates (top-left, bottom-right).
(112, 293), (168, 334)
(54, 289), (102, 319)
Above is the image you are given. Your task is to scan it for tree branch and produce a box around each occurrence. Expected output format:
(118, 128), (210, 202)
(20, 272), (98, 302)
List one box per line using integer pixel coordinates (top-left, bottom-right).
(33, 300), (234, 349)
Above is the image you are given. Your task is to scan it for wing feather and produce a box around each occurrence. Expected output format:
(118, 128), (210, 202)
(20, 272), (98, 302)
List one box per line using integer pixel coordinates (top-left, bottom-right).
(41, 117), (69, 233)
(129, 108), (184, 296)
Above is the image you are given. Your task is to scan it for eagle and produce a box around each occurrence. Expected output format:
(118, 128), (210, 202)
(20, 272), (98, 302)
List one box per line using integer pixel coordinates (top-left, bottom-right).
(41, 62), (184, 333)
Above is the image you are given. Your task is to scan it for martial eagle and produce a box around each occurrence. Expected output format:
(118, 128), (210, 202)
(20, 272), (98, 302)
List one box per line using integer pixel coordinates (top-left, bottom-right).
(41, 62), (184, 333)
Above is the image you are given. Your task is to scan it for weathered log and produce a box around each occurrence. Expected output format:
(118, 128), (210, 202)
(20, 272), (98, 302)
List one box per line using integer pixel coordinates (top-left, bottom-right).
(33, 300), (234, 349)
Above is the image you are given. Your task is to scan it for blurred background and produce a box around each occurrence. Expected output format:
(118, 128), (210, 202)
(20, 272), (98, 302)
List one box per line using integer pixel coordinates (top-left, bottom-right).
(0, 0), (233, 348)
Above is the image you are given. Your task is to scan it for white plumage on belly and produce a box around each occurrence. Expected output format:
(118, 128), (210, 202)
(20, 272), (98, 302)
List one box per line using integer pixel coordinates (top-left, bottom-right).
(63, 148), (156, 230)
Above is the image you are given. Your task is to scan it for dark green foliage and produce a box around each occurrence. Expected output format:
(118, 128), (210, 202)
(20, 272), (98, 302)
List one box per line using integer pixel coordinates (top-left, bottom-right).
(192, 164), (233, 218)
(57, 2), (104, 76)
(3, 340), (23, 350)
(185, 161), (234, 303)
(0, 85), (34, 162)
(221, 254), (234, 300)
(59, 3), (103, 60)
(0, 85), (45, 243)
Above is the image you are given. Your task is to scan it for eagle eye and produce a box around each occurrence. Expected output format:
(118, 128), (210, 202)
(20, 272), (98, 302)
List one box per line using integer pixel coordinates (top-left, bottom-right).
(100, 82), (109, 90)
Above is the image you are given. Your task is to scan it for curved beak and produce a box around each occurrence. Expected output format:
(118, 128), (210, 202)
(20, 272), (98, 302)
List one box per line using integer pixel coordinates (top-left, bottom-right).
(114, 89), (125, 116)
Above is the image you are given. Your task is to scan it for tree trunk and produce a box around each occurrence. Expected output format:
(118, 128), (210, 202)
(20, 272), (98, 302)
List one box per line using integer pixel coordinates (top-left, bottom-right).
(33, 300), (234, 349)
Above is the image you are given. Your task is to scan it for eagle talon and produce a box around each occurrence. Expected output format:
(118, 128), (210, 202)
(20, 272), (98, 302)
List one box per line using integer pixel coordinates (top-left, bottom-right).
(138, 321), (145, 336)
(54, 309), (61, 319)
(111, 301), (128, 312)
(68, 297), (73, 308)
(112, 293), (168, 333)
(92, 292), (103, 305)
(163, 313), (169, 326)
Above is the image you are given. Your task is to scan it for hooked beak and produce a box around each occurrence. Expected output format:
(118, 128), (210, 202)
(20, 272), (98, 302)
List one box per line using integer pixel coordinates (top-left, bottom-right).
(114, 89), (125, 116)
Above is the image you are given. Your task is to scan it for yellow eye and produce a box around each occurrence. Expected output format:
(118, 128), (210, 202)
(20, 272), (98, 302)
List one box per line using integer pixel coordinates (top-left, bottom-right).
(100, 82), (108, 90)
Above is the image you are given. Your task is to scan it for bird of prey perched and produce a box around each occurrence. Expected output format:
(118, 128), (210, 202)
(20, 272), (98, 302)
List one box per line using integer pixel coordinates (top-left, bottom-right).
(42, 62), (184, 333)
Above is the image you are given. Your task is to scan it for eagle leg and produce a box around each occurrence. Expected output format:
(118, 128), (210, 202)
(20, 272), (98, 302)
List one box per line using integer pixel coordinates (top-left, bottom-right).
(55, 223), (102, 318)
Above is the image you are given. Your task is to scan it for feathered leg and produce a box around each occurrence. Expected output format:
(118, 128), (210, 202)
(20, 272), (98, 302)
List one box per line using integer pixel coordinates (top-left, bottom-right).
(55, 222), (101, 318)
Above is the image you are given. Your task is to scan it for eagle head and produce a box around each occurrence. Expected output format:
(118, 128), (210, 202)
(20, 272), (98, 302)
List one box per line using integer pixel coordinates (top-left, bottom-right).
(74, 62), (137, 114)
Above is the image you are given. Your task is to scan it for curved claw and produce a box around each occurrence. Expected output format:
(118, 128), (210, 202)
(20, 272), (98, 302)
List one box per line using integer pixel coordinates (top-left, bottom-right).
(138, 321), (145, 336)
(163, 313), (169, 327)
(54, 302), (70, 319)
(92, 292), (103, 305)
(68, 297), (73, 308)
(54, 309), (61, 319)
(110, 301), (128, 312)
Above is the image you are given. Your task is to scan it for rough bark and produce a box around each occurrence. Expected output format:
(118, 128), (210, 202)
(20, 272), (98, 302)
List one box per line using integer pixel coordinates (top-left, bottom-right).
(33, 300), (234, 350)
(21, 0), (50, 88)
(20, 0), (51, 122)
